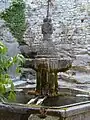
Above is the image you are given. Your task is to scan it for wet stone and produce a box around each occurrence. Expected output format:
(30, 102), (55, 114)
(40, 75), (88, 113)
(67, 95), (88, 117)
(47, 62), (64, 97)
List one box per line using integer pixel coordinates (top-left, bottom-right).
(28, 114), (59, 120)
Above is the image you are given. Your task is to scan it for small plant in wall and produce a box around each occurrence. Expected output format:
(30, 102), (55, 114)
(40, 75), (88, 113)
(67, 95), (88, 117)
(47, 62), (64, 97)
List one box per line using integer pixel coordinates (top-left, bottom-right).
(0, 41), (24, 102)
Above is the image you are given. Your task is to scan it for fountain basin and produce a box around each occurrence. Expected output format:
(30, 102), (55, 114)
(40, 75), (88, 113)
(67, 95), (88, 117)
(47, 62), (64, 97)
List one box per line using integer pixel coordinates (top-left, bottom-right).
(0, 87), (90, 120)
(1, 99), (90, 120)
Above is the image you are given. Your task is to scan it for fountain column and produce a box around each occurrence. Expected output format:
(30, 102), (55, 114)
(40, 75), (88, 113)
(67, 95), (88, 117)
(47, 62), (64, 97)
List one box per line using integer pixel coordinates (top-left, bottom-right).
(34, 12), (72, 96)
(36, 58), (59, 96)
(35, 17), (59, 96)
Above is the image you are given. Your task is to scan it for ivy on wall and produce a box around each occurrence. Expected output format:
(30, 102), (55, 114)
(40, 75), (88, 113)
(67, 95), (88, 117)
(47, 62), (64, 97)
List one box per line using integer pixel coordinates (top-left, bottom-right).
(0, 0), (26, 45)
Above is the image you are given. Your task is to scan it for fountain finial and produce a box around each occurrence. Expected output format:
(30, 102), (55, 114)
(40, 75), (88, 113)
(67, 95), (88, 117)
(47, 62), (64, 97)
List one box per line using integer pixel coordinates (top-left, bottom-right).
(47, 0), (50, 18)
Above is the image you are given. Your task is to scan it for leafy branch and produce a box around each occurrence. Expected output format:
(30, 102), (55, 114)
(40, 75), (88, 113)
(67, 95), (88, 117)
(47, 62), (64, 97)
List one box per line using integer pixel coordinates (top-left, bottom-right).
(0, 41), (25, 102)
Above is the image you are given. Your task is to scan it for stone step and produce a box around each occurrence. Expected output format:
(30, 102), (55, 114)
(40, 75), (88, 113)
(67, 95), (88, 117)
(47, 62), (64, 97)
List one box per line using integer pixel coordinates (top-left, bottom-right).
(13, 80), (27, 87)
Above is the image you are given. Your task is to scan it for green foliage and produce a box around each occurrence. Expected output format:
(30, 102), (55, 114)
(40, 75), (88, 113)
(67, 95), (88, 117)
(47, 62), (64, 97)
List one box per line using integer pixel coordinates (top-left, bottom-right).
(8, 91), (16, 101)
(0, 0), (26, 45)
(0, 41), (24, 102)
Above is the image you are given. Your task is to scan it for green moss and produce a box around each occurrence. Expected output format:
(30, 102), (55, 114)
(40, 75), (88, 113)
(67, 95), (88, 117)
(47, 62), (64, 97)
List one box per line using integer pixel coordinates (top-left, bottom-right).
(36, 62), (72, 96)
(71, 66), (89, 72)
(0, 0), (26, 45)
(36, 63), (59, 96)
(36, 71), (41, 91)
(58, 64), (72, 72)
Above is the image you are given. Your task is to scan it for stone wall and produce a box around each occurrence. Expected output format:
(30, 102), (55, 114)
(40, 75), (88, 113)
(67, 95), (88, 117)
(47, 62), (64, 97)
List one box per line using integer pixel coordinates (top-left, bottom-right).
(24, 0), (90, 65)
(1, 0), (90, 65)
(1, 0), (90, 85)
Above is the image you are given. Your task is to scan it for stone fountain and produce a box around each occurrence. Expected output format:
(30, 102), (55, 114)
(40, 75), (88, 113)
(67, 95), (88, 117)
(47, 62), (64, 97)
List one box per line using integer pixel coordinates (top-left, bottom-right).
(23, 0), (72, 96)
(34, 17), (72, 96)
(0, 1), (90, 120)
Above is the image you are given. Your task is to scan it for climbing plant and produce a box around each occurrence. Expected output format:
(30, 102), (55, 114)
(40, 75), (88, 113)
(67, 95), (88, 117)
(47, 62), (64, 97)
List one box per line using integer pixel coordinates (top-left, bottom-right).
(0, 0), (26, 45)
(0, 41), (24, 102)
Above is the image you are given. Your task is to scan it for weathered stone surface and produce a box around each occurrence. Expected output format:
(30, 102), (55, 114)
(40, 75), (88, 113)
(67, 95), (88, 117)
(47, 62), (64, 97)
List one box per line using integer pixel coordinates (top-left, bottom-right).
(1, 101), (90, 120)
(24, 0), (90, 65)
(35, 58), (72, 70)
(0, 0), (11, 12)
(28, 114), (59, 120)
(1, 0), (90, 65)
(63, 103), (90, 120)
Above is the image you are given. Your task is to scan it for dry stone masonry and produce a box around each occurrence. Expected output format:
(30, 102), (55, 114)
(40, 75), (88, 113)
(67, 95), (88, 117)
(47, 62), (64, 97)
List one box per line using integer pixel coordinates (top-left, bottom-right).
(24, 0), (90, 66)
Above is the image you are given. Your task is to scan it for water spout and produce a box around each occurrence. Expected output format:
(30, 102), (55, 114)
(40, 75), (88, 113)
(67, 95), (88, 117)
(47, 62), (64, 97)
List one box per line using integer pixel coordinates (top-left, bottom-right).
(27, 97), (38, 104)
(36, 96), (47, 105)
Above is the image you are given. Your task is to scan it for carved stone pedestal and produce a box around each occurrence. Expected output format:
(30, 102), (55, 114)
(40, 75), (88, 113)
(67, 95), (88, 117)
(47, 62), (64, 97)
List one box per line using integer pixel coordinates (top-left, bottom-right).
(35, 58), (72, 96)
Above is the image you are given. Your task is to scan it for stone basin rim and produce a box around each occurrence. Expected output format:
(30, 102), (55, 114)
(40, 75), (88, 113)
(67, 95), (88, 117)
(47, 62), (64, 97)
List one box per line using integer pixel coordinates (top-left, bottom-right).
(1, 101), (90, 117)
